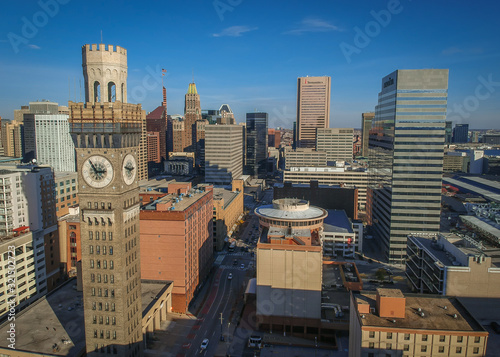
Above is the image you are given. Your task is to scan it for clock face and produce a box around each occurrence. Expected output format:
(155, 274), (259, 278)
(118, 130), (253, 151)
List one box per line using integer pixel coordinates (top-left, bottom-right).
(122, 154), (137, 185)
(82, 155), (114, 188)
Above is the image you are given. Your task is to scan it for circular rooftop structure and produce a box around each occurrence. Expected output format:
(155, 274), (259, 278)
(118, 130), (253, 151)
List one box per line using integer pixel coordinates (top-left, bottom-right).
(255, 198), (328, 227)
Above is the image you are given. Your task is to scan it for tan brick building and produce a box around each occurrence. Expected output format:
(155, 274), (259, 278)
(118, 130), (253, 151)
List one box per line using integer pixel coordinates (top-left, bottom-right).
(349, 288), (489, 357)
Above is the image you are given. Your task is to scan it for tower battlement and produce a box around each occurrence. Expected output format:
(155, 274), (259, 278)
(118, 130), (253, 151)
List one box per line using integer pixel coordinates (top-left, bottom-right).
(82, 44), (127, 66)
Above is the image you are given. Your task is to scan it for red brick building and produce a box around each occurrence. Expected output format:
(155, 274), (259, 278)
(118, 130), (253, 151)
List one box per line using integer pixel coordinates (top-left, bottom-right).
(140, 182), (213, 312)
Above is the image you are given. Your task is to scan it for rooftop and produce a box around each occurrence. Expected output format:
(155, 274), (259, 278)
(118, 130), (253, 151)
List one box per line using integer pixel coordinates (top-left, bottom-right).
(142, 187), (210, 212)
(443, 176), (500, 203)
(323, 210), (353, 234)
(355, 291), (486, 332)
(255, 198), (327, 221)
(213, 187), (239, 209)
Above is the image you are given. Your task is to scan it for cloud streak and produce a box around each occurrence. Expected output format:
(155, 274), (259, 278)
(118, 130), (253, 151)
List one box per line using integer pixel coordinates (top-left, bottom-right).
(212, 26), (258, 37)
(28, 44), (41, 50)
(284, 17), (342, 35)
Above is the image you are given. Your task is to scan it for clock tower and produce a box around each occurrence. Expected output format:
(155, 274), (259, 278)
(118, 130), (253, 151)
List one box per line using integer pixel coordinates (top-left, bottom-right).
(69, 44), (144, 357)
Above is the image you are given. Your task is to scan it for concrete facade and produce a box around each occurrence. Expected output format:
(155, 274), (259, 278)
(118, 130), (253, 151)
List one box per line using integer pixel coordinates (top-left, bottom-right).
(316, 128), (354, 163)
(54, 171), (79, 218)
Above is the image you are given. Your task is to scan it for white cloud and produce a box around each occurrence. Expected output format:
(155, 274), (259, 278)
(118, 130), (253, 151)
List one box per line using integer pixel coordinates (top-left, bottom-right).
(212, 26), (258, 37)
(284, 17), (342, 35)
(28, 44), (41, 50)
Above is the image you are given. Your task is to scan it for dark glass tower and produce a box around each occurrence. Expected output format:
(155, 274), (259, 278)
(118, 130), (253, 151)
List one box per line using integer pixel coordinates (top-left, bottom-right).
(246, 112), (268, 178)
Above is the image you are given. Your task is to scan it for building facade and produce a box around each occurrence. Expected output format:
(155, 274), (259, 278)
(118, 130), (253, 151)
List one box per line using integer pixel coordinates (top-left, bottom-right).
(255, 199), (326, 334)
(284, 147), (327, 169)
(23, 101), (76, 172)
(368, 69), (448, 263)
(139, 182), (213, 312)
(349, 288), (489, 357)
(69, 43), (144, 357)
(205, 124), (244, 184)
(453, 124), (469, 143)
(316, 128), (354, 163)
(183, 83), (201, 152)
(296, 76), (331, 148)
(1, 120), (23, 158)
(246, 112), (268, 178)
(212, 180), (244, 251)
(54, 171), (79, 218)
(361, 112), (374, 157)
(445, 121), (453, 144)
(146, 105), (167, 163)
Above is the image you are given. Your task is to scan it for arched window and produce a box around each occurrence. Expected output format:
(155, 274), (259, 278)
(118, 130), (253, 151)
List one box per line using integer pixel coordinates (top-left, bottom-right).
(94, 81), (101, 102)
(108, 82), (116, 102)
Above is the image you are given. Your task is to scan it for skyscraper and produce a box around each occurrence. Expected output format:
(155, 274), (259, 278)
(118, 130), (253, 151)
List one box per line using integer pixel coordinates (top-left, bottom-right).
(368, 69), (448, 264)
(23, 101), (76, 172)
(445, 121), (453, 144)
(183, 83), (201, 152)
(245, 112), (268, 178)
(205, 124), (244, 184)
(316, 128), (354, 163)
(361, 112), (374, 157)
(69, 43), (143, 356)
(296, 76), (331, 148)
(453, 123), (469, 143)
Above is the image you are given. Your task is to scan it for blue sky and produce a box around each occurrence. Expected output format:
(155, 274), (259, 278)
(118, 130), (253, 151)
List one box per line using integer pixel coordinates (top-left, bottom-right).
(1, 0), (500, 129)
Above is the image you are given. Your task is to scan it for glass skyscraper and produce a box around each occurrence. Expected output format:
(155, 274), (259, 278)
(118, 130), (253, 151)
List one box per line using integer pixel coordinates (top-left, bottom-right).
(246, 112), (268, 178)
(452, 123), (469, 143)
(368, 69), (448, 264)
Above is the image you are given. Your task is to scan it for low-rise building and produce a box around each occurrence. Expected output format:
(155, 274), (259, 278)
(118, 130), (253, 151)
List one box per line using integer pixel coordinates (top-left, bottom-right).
(211, 180), (244, 251)
(349, 288), (489, 357)
(322, 210), (362, 258)
(406, 233), (500, 297)
(57, 206), (81, 277)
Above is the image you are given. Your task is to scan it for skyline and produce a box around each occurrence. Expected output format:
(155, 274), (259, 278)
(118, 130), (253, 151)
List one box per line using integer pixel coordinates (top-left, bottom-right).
(1, 0), (500, 129)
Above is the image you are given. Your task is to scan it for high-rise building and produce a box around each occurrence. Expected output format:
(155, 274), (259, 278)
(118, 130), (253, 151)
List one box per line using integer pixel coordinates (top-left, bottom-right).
(23, 101), (76, 171)
(316, 128), (354, 163)
(368, 69), (448, 264)
(1, 119), (23, 158)
(194, 119), (208, 171)
(183, 83), (201, 152)
(361, 112), (374, 157)
(296, 76), (331, 148)
(54, 171), (79, 218)
(268, 128), (281, 148)
(205, 124), (244, 184)
(219, 104), (235, 125)
(453, 123), (469, 143)
(69, 43), (143, 356)
(246, 112), (268, 178)
(146, 103), (167, 164)
(445, 121), (453, 144)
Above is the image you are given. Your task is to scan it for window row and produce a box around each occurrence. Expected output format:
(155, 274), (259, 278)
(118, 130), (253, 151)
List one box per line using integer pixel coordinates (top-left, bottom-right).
(89, 231), (113, 241)
(89, 245), (114, 255)
(90, 260), (114, 269)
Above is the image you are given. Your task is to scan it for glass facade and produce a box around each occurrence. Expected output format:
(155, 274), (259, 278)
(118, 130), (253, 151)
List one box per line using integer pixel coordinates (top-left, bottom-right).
(369, 69), (448, 264)
(245, 112), (268, 178)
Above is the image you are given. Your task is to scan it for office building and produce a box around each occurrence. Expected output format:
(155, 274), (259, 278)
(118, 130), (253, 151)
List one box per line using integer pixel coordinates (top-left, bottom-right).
(1, 120), (23, 158)
(453, 123), (469, 143)
(54, 171), (79, 217)
(268, 128), (281, 148)
(406, 233), (500, 297)
(316, 128), (354, 163)
(211, 180), (244, 251)
(146, 104), (167, 163)
(255, 198), (326, 333)
(368, 69), (448, 263)
(274, 181), (358, 220)
(23, 101), (76, 171)
(361, 112), (374, 157)
(69, 43), (143, 356)
(445, 121), (453, 144)
(284, 147), (327, 169)
(296, 76), (331, 148)
(205, 124), (244, 184)
(349, 288), (489, 357)
(194, 119), (208, 171)
(219, 104), (235, 125)
(283, 166), (368, 210)
(246, 112), (268, 178)
(482, 134), (500, 145)
(183, 83), (201, 152)
(443, 152), (469, 173)
(139, 182), (213, 312)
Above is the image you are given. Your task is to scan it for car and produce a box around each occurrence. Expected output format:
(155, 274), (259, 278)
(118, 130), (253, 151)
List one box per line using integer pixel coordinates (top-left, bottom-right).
(200, 338), (209, 351)
(233, 259), (238, 266)
(227, 273), (232, 280)
(240, 264), (245, 270)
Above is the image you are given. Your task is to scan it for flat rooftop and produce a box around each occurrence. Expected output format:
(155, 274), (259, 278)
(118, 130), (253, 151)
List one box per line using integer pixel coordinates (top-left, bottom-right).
(255, 200), (327, 220)
(460, 215), (500, 243)
(213, 187), (239, 208)
(355, 291), (486, 332)
(142, 188), (209, 212)
(0, 280), (173, 356)
(443, 177), (500, 203)
(323, 210), (353, 234)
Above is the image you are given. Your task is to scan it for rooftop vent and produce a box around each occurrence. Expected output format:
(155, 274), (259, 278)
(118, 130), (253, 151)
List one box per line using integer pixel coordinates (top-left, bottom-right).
(420, 312), (425, 318)
(453, 314), (458, 319)
(443, 305), (448, 310)
(418, 307), (422, 312)
(361, 314), (365, 319)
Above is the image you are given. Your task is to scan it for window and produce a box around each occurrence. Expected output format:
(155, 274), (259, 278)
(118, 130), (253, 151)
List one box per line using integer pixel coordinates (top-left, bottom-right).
(89, 231), (93, 240)
(473, 347), (479, 354)
(457, 336), (463, 342)
(456, 347), (462, 353)
(403, 345), (409, 351)
(386, 343), (392, 350)
(387, 332), (392, 339)
(474, 336), (480, 343)
(421, 345), (427, 352)
(422, 334), (428, 341)
(369, 331), (375, 338)
(439, 346), (445, 353)
(403, 333), (410, 340)
(440, 335), (445, 342)
(109, 247), (113, 255)
(89, 246), (94, 254)
(369, 342), (374, 349)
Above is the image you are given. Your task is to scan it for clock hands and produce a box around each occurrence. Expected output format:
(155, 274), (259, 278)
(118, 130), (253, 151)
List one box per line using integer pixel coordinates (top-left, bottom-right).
(89, 159), (107, 181)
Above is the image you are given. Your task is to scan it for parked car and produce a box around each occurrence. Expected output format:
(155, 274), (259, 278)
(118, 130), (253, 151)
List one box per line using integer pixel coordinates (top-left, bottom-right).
(240, 263), (245, 270)
(227, 273), (232, 280)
